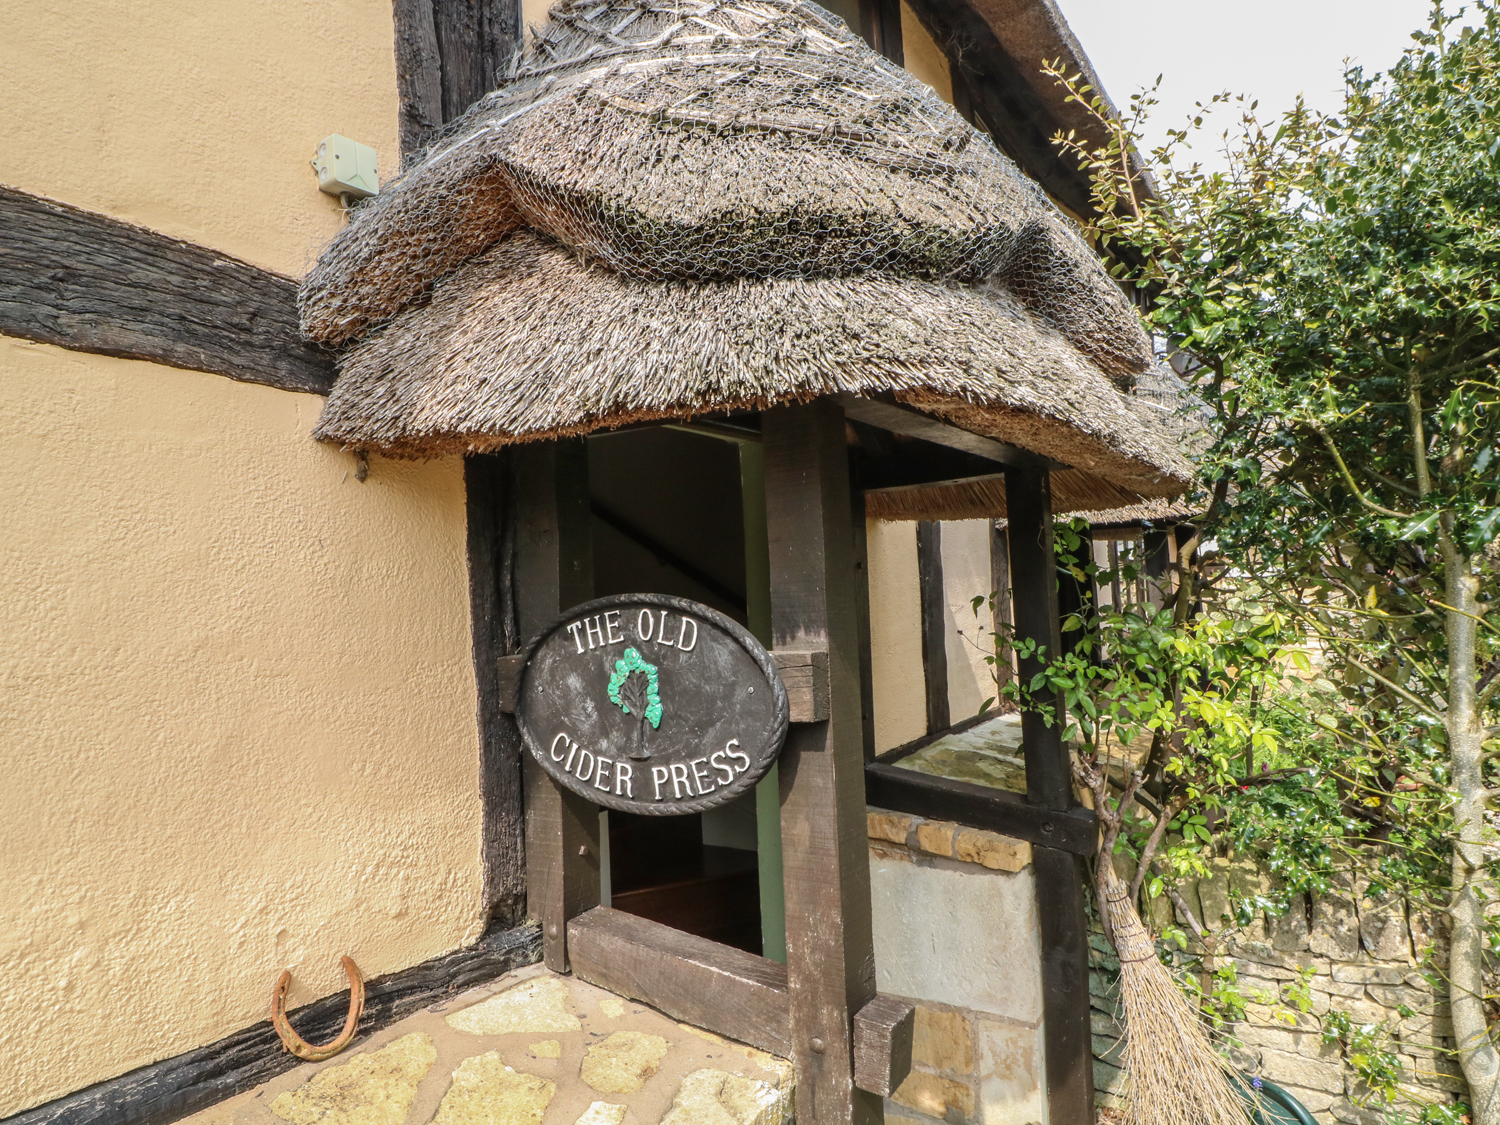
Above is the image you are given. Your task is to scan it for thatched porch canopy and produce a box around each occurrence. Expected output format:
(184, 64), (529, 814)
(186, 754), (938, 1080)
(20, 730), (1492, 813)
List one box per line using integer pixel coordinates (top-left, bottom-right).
(867, 364), (1207, 520)
(301, 0), (1192, 514)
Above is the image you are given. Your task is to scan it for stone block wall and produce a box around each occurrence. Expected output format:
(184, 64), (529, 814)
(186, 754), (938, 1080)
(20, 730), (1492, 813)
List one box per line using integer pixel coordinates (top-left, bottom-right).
(867, 809), (1047, 1125)
(1090, 858), (1464, 1124)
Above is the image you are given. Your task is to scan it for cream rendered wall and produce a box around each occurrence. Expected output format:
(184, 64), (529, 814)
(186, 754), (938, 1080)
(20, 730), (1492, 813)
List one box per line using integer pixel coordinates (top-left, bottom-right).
(0, 0), (400, 277)
(523, 0), (554, 35)
(940, 520), (999, 721)
(0, 340), (484, 1116)
(867, 519), (928, 753)
(898, 1), (954, 105)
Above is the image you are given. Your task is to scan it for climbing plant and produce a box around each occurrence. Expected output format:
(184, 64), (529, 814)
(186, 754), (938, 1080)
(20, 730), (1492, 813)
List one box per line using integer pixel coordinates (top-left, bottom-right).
(1040, 1), (1500, 1117)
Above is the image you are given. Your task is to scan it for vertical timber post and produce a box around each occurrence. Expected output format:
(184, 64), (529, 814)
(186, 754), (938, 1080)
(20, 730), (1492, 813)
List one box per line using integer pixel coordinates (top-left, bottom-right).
(742, 439), (788, 964)
(916, 520), (950, 735)
(394, 0), (520, 159)
(989, 518), (1014, 693)
(1005, 467), (1095, 1125)
(515, 439), (599, 972)
(467, 452), (527, 928)
(851, 489), (877, 761)
(763, 402), (880, 1125)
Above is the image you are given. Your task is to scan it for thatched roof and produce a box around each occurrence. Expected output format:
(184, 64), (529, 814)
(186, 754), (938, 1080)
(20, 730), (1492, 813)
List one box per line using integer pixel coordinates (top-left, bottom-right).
(301, 0), (1191, 513)
(866, 364), (1207, 521)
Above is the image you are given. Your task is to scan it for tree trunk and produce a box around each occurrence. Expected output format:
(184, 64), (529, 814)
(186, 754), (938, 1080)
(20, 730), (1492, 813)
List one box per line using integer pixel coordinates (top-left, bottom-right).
(1444, 540), (1498, 1123)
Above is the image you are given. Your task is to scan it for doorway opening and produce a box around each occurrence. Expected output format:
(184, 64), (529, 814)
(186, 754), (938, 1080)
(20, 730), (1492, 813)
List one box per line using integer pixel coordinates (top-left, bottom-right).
(587, 423), (784, 958)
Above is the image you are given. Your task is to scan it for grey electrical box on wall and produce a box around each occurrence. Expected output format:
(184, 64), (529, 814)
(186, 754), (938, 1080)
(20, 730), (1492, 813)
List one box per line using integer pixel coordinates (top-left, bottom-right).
(312, 134), (379, 199)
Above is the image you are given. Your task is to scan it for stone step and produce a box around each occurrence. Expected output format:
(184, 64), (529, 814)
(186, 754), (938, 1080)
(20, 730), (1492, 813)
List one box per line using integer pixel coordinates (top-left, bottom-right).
(183, 966), (793, 1125)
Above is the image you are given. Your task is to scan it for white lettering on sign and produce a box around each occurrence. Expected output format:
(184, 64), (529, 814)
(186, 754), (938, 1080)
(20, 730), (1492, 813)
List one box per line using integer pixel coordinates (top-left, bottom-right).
(690, 757), (713, 795)
(564, 608), (704, 653)
(710, 747), (735, 784)
(532, 599), (785, 815)
(552, 731), (745, 804)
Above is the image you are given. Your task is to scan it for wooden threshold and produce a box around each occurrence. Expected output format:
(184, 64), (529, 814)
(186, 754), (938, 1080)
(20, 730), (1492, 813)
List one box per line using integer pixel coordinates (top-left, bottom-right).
(567, 906), (791, 1056)
(567, 907), (915, 1097)
(865, 761), (1097, 855)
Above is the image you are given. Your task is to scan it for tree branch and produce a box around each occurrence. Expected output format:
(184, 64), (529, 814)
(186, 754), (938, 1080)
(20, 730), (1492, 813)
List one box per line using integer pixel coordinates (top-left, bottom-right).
(1311, 424), (1412, 518)
(1408, 364), (1435, 500)
(1130, 797), (1184, 903)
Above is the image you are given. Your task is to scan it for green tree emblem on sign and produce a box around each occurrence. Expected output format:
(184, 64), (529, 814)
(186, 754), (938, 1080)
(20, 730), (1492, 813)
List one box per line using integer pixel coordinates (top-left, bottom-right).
(608, 647), (662, 760)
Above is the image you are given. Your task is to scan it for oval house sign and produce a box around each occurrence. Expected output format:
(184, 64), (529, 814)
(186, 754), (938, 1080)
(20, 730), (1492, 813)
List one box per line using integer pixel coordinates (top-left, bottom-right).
(515, 594), (789, 816)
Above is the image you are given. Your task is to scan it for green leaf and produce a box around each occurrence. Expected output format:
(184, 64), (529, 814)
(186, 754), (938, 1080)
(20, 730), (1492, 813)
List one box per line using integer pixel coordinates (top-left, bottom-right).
(1398, 512), (1440, 540)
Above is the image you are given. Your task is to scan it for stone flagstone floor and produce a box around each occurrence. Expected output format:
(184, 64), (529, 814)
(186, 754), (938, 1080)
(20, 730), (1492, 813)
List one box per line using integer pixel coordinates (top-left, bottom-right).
(185, 964), (794, 1125)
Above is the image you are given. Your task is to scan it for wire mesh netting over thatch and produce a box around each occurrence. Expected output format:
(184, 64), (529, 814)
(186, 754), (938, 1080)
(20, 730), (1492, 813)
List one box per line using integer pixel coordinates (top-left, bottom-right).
(301, 0), (1193, 513)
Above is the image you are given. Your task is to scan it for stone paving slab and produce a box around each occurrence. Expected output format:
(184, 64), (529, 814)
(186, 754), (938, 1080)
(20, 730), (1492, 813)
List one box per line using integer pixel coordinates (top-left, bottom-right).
(184, 964), (793, 1125)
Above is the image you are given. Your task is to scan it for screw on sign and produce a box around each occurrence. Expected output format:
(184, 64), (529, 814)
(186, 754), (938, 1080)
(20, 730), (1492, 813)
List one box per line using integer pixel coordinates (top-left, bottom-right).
(514, 594), (789, 816)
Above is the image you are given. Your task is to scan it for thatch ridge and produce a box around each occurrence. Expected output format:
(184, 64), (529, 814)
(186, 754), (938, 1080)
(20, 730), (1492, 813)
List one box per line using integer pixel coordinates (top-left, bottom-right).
(314, 233), (1189, 503)
(298, 0), (1151, 385)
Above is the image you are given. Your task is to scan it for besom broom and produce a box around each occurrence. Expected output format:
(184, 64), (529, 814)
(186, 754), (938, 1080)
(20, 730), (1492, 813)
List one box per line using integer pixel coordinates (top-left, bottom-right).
(1079, 753), (1255, 1125)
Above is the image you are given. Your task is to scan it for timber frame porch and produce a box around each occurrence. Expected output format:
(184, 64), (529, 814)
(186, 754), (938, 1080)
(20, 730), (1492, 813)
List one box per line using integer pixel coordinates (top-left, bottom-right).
(473, 402), (1099, 1125)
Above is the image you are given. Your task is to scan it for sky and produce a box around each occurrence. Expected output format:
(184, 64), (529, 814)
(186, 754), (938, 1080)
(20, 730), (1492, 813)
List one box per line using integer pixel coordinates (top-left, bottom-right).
(1052, 0), (1440, 166)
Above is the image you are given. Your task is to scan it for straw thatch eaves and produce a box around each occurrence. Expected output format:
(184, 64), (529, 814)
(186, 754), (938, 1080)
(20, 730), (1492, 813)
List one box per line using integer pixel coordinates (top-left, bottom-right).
(302, 0), (1193, 514)
(867, 364), (1208, 521)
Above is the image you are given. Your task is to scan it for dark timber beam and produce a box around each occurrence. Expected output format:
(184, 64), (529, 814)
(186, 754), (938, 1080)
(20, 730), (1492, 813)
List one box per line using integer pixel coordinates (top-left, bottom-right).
(846, 419), (1014, 494)
(0, 186), (333, 395)
(394, 0), (444, 158)
(394, 0), (521, 160)
(569, 907), (792, 1056)
(856, 0), (903, 64)
(916, 521), (951, 735)
(990, 518), (1014, 692)
(865, 762), (1095, 854)
(851, 487), (878, 761)
(8, 922), (539, 1125)
(835, 393), (1047, 469)
(467, 453), (528, 929)
(763, 401), (880, 1125)
(514, 440), (599, 972)
(1004, 467), (1094, 1125)
(1005, 468), (1066, 805)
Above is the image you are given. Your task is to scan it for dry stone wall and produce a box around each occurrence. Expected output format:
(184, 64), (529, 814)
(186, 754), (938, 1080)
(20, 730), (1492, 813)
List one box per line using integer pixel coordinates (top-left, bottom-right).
(1090, 858), (1464, 1124)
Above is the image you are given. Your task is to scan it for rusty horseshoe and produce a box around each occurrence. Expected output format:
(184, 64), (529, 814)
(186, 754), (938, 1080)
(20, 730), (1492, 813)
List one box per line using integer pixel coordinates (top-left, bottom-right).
(270, 955), (365, 1061)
